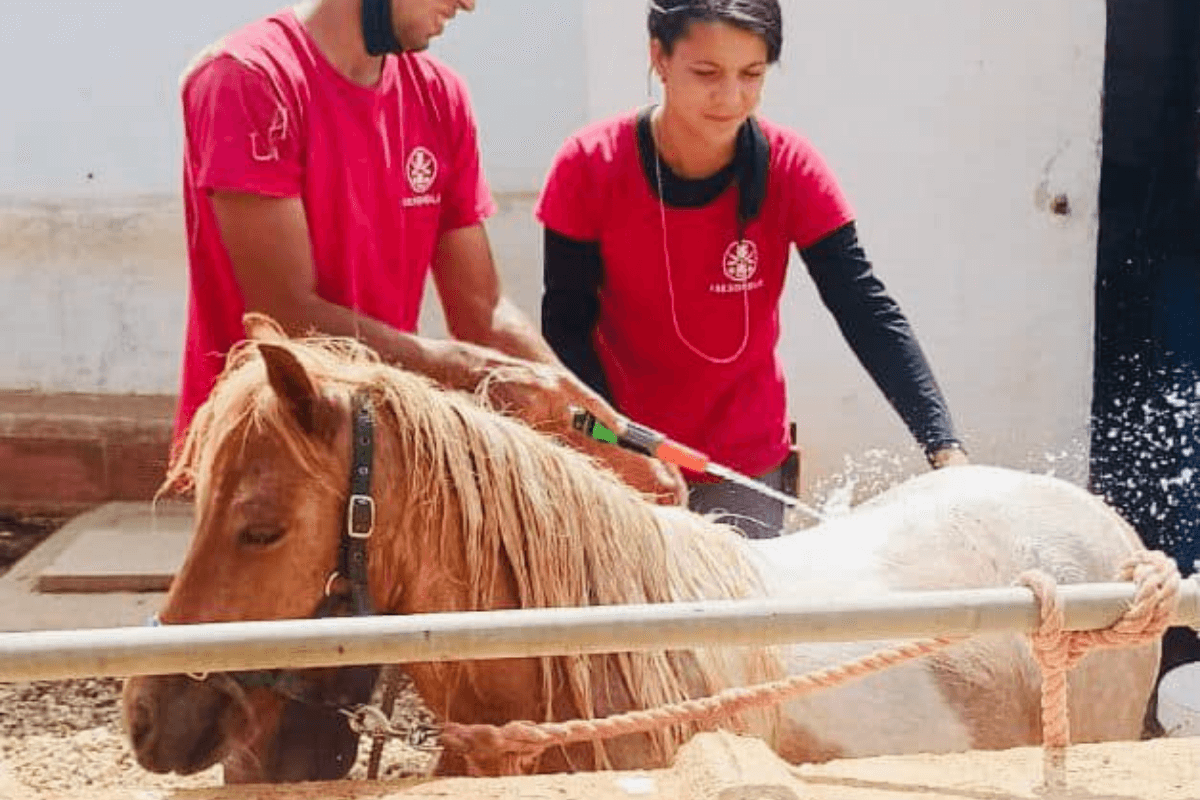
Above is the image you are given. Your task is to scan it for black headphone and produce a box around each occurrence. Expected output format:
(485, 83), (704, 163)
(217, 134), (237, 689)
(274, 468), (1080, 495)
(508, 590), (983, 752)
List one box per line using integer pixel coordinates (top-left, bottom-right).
(735, 116), (770, 230)
(361, 0), (404, 55)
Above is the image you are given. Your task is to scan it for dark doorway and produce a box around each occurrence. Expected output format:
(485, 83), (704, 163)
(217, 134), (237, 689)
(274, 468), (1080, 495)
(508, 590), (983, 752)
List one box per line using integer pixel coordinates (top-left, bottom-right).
(1091, 0), (1200, 674)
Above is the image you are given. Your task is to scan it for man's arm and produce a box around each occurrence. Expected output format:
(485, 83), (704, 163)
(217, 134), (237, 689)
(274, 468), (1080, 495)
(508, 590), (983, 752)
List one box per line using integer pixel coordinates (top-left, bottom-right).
(427, 221), (629, 429)
(213, 190), (687, 502)
(430, 222), (558, 365)
(212, 190), (619, 424)
(210, 190), (503, 391)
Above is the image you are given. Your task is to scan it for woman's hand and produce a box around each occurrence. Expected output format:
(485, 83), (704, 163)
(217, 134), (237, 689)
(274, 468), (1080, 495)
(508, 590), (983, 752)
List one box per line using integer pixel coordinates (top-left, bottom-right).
(928, 443), (970, 469)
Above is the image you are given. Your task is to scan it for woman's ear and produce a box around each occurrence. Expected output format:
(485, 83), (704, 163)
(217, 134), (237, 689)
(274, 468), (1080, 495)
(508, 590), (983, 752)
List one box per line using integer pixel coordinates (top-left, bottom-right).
(649, 39), (666, 82)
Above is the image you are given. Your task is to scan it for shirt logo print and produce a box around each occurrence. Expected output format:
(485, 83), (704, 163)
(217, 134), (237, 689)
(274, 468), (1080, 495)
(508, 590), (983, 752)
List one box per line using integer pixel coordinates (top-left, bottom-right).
(723, 239), (759, 283)
(406, 147), (438, 194)
(249, 105), (288, 163)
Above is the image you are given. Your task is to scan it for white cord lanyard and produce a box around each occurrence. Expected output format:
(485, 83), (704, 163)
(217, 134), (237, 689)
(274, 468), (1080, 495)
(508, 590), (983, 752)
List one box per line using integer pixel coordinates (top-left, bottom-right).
(652, 144), (751, 365)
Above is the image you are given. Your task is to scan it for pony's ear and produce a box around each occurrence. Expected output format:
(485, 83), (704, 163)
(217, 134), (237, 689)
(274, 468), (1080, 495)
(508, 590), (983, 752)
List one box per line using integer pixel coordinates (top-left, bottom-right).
(244, 313), (289, 342)
(258, 343), (319, 433)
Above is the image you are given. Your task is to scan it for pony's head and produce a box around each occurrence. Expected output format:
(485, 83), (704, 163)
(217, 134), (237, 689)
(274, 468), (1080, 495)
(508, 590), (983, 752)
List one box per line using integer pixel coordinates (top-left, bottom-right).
(122, 315), (394, 782)
(123, 315), (775, 779)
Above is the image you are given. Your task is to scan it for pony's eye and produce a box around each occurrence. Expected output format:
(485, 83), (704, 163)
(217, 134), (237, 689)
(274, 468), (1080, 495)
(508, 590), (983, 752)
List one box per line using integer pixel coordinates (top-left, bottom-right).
(238, 525), (285, 548)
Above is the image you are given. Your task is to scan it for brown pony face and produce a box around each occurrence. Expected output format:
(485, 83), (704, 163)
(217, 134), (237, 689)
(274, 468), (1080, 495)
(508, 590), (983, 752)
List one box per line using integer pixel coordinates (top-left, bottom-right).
(123, 339), (372, 782)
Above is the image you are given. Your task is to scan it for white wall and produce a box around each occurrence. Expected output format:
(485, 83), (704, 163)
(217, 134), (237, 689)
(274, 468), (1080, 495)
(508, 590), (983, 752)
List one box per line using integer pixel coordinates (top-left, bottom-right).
(0, 0), (1106, 492)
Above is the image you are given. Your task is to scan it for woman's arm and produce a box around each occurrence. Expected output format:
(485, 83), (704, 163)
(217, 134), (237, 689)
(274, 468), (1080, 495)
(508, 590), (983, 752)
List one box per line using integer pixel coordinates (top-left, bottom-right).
(541, 227), (614, 403)
(800, 222), (966, 466)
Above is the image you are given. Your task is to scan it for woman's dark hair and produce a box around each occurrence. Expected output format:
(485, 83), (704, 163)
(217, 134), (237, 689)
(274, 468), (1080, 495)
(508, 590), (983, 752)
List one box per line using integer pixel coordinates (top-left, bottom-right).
(648, 0), (783, 63)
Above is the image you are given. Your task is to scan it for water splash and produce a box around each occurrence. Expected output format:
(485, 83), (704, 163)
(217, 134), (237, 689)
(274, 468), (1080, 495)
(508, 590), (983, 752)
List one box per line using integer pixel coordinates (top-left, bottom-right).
(1091, 352), (1200, 574)
(792, 449), (918, 532)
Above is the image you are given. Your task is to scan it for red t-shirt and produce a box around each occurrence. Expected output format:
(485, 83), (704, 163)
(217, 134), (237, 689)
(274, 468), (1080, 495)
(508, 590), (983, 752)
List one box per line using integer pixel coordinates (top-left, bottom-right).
(176, 11), (495, 437)
(535, 111), (854, 478)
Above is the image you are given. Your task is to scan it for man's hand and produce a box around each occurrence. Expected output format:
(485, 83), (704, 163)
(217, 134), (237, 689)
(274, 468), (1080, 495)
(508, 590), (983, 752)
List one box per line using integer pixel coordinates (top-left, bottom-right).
(429, 226), (686, 505)
(473, 358), (687, 506)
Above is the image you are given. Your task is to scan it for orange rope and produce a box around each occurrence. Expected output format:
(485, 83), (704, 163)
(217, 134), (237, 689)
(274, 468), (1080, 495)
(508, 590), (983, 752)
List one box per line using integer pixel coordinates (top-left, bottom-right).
(438, 551), (1182, 778)
(440, 637), (962, 775)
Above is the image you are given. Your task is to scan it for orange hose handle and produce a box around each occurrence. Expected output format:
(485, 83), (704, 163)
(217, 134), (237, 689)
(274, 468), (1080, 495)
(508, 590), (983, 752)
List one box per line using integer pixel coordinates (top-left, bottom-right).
(654, 440), (710, 473)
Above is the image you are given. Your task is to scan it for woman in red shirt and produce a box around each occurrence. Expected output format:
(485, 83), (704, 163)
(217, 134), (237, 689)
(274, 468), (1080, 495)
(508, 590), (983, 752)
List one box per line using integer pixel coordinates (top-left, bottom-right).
(537, 0), (967, 538)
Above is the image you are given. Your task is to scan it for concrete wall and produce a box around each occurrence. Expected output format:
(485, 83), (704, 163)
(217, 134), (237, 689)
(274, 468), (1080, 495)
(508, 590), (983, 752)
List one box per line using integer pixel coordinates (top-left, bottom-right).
(0, 0), (1106, 492)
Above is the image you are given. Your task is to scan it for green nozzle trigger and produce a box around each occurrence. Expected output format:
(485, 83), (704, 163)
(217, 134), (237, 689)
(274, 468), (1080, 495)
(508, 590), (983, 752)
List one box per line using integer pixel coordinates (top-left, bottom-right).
(570, 408), (619, 445)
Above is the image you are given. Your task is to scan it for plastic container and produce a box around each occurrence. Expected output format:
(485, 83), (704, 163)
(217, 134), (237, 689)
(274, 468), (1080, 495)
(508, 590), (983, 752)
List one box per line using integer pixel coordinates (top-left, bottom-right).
(1157, 659), (1200, 737)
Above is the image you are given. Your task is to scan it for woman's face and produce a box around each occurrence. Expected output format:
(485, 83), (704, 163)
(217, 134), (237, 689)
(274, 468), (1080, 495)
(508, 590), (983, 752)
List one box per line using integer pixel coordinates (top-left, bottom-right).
(652, 20), (770, 146)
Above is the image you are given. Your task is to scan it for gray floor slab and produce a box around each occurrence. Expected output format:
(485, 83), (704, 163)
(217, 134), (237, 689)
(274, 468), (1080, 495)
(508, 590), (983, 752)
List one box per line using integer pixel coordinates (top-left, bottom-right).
(0, 501), (192, 632)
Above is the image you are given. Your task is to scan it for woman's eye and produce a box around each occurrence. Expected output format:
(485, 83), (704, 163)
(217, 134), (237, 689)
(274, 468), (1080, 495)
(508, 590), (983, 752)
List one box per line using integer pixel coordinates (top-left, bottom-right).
(239, 525), (285, 548)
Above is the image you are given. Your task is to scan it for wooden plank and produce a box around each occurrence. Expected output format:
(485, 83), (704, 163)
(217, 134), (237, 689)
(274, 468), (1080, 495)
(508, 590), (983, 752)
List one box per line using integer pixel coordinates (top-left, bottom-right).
(35, 505), (192, 594)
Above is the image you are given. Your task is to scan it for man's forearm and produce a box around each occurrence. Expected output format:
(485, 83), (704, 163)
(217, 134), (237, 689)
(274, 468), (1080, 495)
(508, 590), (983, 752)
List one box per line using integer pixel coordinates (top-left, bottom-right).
(481, 297), (561, 365)
(258, 293), (497, 392)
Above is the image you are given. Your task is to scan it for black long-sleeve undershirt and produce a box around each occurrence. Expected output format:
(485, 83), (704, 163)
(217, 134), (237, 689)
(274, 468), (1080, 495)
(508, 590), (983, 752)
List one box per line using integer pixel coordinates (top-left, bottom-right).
(798, 224), (959, 453)
(541, 221), (961, 455)
(542, 229), (613, 402)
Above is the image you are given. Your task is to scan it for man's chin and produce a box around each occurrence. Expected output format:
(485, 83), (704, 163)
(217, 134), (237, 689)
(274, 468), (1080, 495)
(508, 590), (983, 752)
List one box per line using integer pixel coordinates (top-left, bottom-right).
(395, 34), (432, 53)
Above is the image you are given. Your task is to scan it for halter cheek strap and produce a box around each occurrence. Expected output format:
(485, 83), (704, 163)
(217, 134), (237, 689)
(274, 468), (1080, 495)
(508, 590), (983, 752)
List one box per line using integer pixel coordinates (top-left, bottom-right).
(343, 391), (377, 617)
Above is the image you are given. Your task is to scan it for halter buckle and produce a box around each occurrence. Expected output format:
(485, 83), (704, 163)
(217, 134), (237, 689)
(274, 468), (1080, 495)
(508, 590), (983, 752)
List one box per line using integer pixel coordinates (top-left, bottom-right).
(347, 494), (375, 539)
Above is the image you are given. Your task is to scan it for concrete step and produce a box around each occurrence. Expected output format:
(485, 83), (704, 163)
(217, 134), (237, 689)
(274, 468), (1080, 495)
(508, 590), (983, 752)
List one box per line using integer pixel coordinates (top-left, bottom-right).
(0, 390), (176, 515)
(0, 501), (190, 632)
(34, 501), (192, 593)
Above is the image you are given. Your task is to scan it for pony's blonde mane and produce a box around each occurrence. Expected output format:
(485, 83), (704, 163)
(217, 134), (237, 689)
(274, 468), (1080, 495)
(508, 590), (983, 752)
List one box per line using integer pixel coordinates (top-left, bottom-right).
(169, 334), (783, 767)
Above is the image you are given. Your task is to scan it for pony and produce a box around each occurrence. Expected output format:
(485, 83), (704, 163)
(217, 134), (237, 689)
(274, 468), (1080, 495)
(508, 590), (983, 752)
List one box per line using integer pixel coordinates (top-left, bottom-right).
(123, 317), (1160, 782)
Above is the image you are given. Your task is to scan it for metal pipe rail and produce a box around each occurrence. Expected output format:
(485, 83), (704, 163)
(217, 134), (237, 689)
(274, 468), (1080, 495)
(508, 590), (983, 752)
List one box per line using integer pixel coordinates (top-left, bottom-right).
(1, 578), (1197, 683)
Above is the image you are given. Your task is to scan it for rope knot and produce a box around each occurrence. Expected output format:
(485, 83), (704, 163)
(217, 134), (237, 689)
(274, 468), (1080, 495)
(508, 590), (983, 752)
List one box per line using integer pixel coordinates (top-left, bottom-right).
(440, 721), (550, 776)
(1016, 549), (1181, 749)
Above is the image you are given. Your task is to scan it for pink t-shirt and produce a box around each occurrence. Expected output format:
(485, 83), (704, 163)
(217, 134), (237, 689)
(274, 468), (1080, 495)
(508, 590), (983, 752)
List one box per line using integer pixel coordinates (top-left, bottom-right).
(176, 11), (496, 437)
(535, 111), (853, 478)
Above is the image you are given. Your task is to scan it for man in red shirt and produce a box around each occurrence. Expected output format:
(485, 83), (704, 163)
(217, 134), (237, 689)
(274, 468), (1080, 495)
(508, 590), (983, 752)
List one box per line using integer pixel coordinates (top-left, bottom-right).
(176, 0), (684, 498)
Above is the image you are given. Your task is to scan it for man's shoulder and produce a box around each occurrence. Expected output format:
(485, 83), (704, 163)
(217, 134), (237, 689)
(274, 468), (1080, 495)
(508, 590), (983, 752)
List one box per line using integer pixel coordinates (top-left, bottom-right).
(181, 13), (303, 94)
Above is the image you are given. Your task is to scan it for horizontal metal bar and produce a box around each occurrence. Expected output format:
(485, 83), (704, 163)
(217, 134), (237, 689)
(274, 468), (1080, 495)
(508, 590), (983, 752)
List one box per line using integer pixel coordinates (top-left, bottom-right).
(0, 578), (1196, 683)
